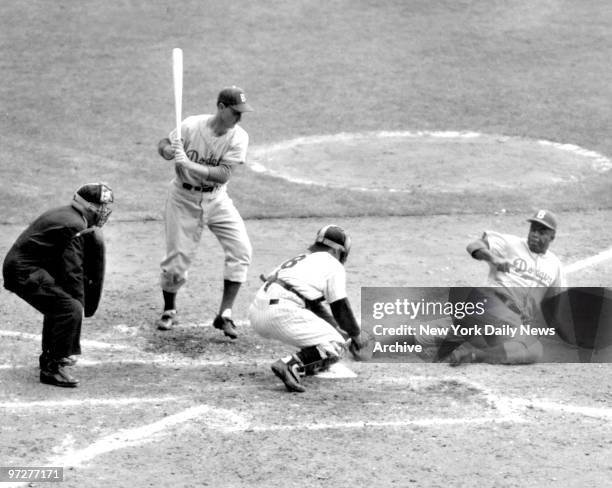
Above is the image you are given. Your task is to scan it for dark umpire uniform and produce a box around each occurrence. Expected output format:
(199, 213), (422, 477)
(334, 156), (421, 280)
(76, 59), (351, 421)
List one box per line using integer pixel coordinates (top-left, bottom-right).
(2, 183), (113, 387)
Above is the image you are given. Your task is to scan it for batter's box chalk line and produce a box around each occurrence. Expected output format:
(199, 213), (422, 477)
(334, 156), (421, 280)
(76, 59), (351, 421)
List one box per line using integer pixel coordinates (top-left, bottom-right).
(0, 396), (185, 410)
(47, 405), (252, 468)
(51, 378), (518, 466)
(0, 326), (361, 375)
(16, 374), (612, 473)
(373, 375), (523, 421)
(0, 330), (136, 351)
(381, 375), (612, 423)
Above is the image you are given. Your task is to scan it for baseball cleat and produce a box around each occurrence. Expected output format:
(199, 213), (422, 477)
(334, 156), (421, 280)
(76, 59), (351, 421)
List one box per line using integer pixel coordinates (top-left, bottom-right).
(271, 360), (306, 393)
(449, 343), (478, 367)
(213, 315), (238, 339)
(156, 309), (178, 331)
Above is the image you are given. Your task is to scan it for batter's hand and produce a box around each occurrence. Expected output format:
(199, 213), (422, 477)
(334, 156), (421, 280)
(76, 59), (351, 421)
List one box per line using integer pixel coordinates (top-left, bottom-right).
(491, 256), (513, 272)
(171, 139), (189, 168)
(157, 138), (176, 160)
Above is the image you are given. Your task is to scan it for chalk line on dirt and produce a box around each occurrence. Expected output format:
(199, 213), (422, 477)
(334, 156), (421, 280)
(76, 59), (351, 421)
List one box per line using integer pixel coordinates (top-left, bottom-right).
(248, 416), (520, 432)
(248, 131), (612, 192)
(48, 405), (251, 468)
(41, 375), (523, 469)
(35, 372), (612, 471)
(374, 375), (523, 420)
(45, 407), (518, 469)
(511, 399), (612, 420)
(0, 330), (136, 350)
(381, 376), (612, 422)
(565, 246), (612, 274)
(0, 396), (183, 409)
(0, 358), (260, 370)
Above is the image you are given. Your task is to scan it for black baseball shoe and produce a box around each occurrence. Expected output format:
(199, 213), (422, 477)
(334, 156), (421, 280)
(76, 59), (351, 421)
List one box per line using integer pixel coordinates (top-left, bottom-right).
(213, 315), (238, 339)
(271, 360), (306, 393)
(39, 354), (77, 369)
(156, 309), (178, 331)
(40, 364), (79, 388)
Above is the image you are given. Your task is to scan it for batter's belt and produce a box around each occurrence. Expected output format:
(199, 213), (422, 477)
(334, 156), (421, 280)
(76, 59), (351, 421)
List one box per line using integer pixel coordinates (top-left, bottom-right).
(182, 182), (215, 192)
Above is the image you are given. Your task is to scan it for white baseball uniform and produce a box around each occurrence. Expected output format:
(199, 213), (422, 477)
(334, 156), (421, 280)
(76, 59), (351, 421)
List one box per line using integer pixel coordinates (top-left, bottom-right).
(160, 114), (252, 292)
(481, 230), (565, 322)
(248, 252), (347, 349)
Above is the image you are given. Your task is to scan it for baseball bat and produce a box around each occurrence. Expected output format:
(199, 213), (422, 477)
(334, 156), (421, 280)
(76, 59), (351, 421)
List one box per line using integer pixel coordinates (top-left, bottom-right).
(172, 48), (183, 141)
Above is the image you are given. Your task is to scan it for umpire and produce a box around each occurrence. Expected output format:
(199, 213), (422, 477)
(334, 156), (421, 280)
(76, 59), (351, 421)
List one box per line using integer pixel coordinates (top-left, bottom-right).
(2, 183), (113, 387)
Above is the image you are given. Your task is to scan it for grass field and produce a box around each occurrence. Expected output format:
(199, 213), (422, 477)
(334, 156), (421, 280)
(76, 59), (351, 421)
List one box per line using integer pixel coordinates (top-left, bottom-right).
(1, 1), (612, 487)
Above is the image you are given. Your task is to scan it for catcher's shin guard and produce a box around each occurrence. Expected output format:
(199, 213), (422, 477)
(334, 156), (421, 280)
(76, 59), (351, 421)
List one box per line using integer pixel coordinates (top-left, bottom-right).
(297, 344), (341, 376)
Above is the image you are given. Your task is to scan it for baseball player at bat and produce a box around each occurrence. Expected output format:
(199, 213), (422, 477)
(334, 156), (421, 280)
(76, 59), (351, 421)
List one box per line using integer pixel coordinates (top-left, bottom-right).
(156, 86), (254, 338)
(438, 209), (566, 365)
(248, 225), (369, 393)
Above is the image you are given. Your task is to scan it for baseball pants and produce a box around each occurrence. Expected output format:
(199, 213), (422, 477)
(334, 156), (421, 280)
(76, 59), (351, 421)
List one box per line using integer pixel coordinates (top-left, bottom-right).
(160, 182), (252, 292)
(5, 268), (82, 359)
(436, 287), (541, 362)
(248, 292), (346, 352)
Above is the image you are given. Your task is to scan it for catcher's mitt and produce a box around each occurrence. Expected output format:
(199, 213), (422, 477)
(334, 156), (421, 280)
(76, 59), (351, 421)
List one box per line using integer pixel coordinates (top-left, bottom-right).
(348, 331), (374, 361)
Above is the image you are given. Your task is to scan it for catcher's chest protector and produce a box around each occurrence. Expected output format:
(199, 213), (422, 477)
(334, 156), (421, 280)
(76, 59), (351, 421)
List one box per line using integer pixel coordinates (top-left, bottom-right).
(81, 228), (106, 317)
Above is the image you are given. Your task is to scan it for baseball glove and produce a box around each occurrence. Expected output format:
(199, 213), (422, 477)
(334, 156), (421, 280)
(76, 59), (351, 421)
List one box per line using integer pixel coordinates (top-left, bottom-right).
(348, 331), (374, 362)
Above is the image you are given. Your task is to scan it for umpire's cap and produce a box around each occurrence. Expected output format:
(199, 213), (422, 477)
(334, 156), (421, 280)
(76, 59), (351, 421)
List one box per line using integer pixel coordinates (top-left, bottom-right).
(217, 86), (253, 113)
(527, 209), (557, 231)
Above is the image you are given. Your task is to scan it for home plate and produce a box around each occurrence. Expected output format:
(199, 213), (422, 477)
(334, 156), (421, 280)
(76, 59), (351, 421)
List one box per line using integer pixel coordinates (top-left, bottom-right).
(316, 362), (357, 379)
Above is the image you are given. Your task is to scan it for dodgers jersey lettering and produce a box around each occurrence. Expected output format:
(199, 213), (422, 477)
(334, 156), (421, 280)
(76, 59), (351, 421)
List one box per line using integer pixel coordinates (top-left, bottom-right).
(267, 252), (347, 304)
(169, 114), (248, 188)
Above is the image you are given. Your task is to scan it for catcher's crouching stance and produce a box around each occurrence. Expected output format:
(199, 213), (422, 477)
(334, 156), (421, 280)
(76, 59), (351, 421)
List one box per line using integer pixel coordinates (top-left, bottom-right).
(248, 225), (369, 393)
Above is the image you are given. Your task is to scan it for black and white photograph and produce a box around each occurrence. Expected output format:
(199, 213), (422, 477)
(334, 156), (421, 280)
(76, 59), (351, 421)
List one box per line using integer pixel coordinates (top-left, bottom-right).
(1, 1), (611, 486)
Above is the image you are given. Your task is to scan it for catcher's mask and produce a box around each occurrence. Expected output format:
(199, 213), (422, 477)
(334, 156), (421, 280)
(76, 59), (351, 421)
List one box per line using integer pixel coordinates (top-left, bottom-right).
(314, 224), (351, 264)
(72, 182), (114, 227)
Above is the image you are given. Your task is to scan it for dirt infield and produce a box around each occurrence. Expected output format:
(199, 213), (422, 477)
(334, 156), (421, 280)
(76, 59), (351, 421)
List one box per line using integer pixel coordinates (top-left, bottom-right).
(1, 213), (612, 487)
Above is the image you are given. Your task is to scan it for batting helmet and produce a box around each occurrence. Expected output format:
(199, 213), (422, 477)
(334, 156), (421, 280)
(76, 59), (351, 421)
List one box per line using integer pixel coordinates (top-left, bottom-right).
(314, 224), (351, 264)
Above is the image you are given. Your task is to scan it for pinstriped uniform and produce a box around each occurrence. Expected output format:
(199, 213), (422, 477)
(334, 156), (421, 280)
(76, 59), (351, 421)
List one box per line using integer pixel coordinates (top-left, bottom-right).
(248, 252), (347, 349)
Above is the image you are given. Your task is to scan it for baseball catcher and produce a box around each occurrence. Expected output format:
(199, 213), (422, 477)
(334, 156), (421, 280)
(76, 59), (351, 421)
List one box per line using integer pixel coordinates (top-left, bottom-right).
(2, 183), (113, 387)
(248, 225), (370, 392)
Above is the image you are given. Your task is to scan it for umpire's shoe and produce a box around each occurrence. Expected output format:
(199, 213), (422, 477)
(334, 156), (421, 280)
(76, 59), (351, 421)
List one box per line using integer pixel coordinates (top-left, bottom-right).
(213, 315), (238, 339)
(40, 360), (79, 388)
(156, 309), (178, 331)
(271, 359), (306, 393)
(39, 353), (77, 369)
